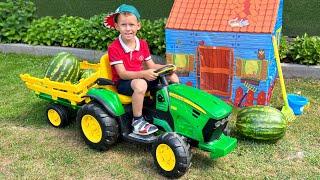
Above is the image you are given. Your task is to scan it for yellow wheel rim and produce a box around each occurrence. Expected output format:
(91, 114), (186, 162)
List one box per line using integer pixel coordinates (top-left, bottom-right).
(81, 115), (102, 143)
(47, 109), (61, 127)
(156, 144), (176, 171)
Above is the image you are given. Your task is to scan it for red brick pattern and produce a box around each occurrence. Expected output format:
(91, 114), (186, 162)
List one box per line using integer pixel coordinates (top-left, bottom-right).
(166, 0), (279, 33)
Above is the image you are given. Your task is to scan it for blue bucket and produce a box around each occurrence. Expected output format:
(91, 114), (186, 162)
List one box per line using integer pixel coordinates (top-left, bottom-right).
(287, 94), (309, 115)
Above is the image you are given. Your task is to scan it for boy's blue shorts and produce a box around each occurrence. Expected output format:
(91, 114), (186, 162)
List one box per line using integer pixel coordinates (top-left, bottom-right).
(116, 79), (159, 96)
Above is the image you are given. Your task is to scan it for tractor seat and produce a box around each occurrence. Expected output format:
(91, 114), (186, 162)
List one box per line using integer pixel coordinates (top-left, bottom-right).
(99, 54), (132, 104)
(117, 92), (132, 105)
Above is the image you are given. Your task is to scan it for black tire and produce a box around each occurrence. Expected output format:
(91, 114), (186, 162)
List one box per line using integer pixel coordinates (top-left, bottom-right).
(46, 104), (70, 128)
(152, 132), (192, 178)
(77, 102), (119, 151)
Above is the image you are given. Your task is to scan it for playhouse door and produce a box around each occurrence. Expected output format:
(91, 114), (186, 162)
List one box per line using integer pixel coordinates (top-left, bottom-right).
(198, 46), (234, 100)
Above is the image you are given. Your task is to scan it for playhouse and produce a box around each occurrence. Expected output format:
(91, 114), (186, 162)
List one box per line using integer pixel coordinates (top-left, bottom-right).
(165, 0), (283, 106)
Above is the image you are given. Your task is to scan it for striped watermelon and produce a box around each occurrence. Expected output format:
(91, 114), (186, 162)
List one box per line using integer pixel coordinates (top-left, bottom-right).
(236, 106), (288, 141)
(80, 69), (95, 79)
(44, 52), (80, 83)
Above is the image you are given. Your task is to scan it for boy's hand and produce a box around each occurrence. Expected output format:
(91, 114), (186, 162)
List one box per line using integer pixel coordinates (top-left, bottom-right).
(143, 69), (158, 81)
(166, 64), (176, 74)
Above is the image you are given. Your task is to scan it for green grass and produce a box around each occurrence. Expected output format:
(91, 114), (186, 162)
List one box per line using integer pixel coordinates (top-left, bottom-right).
(283, 0), (320, 36)
(0, 53), (319, 179)
(34, 0), (174, 20)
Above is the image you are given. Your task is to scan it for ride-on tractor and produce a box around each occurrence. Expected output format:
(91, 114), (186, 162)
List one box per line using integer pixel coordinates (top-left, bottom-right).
(20, 54), (237, 178)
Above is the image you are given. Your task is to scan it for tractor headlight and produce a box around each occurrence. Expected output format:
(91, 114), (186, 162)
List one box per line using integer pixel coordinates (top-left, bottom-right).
(215, 121), (222, 127)
(214, 116), (229, 128)
(203, 116), (231, 142)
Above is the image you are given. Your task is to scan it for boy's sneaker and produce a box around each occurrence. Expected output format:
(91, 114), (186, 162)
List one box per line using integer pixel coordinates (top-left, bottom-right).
(132, 117), (158, 136)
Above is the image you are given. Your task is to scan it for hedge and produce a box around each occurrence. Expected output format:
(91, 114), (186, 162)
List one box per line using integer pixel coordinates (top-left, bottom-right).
(1, 0), (319, 65)
(0, 0), (35, 42)
(281, 34), (320, 65)
(0, 0), (165, 56)
(23, 14), (166, 56)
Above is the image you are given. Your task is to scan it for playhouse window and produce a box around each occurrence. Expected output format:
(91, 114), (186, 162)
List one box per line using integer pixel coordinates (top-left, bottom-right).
(236, 59), (268, 81)
(166, 53), (194, 76)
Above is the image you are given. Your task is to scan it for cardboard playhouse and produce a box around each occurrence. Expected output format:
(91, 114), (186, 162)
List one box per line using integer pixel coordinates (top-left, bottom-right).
(165, 0), (283, 107)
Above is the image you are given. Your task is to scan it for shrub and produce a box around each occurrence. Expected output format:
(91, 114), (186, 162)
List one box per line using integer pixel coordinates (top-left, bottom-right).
(24, 14), (166, 55)
(138, 18), (166, 56)
(75, 14), (118, 50)
(24, 16), (59, 46)
(279, 36), (289, 61)
(288, 33), (320, 65)
(0, 0), (36, 43)
(25, 14), (118, 51)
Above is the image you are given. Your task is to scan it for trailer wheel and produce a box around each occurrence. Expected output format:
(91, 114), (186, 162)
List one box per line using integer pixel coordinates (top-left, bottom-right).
(77, 102), (119, 151)
(46, 104), (70, 128)
(152, 132), (192, 178)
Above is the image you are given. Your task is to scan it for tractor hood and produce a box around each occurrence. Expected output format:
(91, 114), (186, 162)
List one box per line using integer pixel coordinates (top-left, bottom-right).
(168, 84), (232, 119)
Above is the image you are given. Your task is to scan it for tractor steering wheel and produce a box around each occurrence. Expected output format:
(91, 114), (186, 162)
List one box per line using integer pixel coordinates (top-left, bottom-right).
(154, 64), (176, 76)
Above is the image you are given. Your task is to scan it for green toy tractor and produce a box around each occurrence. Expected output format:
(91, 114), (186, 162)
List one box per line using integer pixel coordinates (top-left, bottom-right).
(20, 54), (237, 178)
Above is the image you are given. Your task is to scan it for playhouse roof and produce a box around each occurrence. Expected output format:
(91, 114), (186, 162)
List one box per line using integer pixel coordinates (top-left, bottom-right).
(166, 0), (280, 33)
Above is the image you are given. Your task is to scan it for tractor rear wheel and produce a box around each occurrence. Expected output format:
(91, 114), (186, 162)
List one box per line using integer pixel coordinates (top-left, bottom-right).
(152, 132), (192, 178)
(77, 102), (119, 151)
(46, 104), (70, 128)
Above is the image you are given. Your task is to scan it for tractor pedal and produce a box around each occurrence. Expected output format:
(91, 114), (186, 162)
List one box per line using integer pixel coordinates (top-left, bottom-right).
(127, 133), (158, 144)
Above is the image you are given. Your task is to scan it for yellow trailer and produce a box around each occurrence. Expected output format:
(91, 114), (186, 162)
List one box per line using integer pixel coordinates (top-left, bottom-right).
(20, 54), (131, 109)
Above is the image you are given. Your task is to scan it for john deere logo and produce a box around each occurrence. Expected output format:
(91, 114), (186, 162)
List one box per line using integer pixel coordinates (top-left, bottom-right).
(138, 55), (144, 61)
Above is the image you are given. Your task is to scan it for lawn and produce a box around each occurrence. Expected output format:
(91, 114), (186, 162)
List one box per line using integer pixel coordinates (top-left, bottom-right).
(0, 53), (319, 179)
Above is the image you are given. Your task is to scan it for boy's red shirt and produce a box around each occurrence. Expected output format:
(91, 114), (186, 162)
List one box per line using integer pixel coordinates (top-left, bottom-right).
(107, 35), (151, 82)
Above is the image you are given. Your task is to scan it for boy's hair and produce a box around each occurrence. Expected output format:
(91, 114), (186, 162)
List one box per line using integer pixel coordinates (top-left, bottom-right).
(114, 12), (140, 24)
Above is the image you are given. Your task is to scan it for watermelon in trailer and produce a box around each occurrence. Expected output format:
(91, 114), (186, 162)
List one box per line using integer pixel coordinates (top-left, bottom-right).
(80, 69), (95, 79)
(44, 52), (80, 83)
(236, 106), (288, 141)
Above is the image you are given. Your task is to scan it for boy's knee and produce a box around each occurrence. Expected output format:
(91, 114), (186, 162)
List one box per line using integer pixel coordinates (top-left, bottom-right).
(168, 73), (179, 83)
(131, 79), (147, 93)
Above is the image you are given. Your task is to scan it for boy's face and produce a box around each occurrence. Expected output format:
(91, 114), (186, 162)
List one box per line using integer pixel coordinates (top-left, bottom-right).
(115, 13), (141, 42)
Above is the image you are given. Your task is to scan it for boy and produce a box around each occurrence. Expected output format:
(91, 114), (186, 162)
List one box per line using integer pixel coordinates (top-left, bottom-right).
(104, 4), (179, 136)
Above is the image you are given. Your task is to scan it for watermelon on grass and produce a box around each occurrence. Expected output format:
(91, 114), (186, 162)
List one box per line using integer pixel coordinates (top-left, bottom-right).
(44, 52), (80, 83)
(236, 106), (288, 141)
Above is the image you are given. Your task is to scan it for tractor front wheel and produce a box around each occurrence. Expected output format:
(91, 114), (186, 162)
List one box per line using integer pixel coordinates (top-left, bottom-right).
(152, 132), (192, 178)
(46, 104), (70, 128)
(77, 102), (119, 151)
